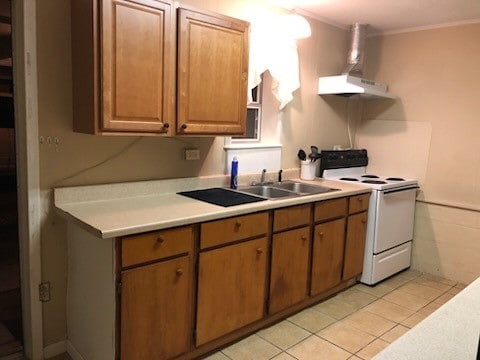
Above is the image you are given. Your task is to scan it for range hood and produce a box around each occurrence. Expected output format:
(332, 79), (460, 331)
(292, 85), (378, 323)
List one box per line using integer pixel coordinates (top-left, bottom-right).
(318, 24), (395, 99)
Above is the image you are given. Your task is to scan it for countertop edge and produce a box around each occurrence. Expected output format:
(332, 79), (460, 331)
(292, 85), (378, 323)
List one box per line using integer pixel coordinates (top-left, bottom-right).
(54, 177), (372, 239)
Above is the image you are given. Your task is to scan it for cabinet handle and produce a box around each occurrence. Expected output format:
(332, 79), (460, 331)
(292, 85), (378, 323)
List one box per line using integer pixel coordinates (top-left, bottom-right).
(156, 236), (165, 244)
(176, 268), (184, 276)
(256, 248), (263, 254)
(181, 123), (188, 130)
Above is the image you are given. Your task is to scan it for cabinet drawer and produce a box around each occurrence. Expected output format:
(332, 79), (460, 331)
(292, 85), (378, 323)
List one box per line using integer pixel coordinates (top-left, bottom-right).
(314, 198), (347, 222)
(349, 193), (370, 214)
(201, 212), (268, 249)
(273, 204), (311, 232)
(121, 226), (194, 268)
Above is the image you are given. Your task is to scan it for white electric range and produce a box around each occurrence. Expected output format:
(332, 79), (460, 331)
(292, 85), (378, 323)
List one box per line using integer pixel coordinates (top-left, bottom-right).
(319, 149), (418, 285)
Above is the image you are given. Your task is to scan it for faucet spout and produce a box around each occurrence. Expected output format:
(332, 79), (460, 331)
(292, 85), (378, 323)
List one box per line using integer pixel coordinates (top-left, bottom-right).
(260, 169), (267, 184)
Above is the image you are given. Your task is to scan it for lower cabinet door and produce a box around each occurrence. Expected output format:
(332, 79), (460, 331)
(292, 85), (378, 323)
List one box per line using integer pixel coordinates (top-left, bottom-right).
(311, 218), (346, 295)
(196, 237), (268, 346)
(121, 256), (192, 360)
(343, 211), (368, 280)
(269, 227), (310, 314)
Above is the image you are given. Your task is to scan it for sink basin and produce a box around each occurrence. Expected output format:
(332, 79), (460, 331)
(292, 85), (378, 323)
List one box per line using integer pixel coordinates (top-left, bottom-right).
(272, 181), (339, 195)
(236, 185), (298, 200)
(235, 181), (339, 200)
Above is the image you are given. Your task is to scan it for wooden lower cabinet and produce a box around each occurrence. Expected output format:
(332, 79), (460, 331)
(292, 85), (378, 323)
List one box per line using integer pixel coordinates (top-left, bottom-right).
(196, 237), (268, 346)
(120, 255), (192, 360)
(311, 218), (346, 295)
(114, 193), (370, 359)
(269, 226), (310, 314)
(343, 211), (368, 280)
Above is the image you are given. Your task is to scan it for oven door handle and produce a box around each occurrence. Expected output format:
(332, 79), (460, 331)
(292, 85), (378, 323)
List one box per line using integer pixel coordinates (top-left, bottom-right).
(381, 186), (419, 195)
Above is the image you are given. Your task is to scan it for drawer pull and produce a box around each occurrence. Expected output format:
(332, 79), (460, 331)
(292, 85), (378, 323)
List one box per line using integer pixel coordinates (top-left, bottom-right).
(256, 248), (263, 254)
(156, 236), (165, 244)
(176, 268), (184, 276)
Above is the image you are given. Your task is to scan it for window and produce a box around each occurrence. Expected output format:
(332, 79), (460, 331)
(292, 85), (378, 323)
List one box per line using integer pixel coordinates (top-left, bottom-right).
(232, 83), (262, 143)
(224, 74), (282, 174)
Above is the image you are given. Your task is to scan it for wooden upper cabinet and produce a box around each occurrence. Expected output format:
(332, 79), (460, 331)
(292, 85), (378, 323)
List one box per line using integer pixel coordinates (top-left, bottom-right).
(101, 0), (175, 133)
(72, 1), (250, 136)
(177, 6), (249, 135)
(72, 0), (175, 135)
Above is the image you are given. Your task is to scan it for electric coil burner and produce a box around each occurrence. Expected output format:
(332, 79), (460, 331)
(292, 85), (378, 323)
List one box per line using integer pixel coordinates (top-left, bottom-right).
(320, 149), (418, 285)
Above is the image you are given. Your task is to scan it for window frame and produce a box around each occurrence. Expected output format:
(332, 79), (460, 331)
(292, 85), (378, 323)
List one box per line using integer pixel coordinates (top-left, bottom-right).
(231, 81), (263, 143)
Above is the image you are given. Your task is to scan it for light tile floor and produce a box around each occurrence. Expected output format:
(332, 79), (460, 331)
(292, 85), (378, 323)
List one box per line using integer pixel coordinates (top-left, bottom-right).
(205, 270), (467, 360)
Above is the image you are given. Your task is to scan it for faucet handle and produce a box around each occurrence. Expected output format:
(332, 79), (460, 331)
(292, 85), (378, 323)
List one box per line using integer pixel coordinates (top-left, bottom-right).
(278, 169), (283, 183)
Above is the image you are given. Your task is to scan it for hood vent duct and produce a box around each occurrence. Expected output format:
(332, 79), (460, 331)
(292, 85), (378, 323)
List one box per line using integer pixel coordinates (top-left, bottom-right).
(318, 23), (395, 99)
(343, 23), (367, 76)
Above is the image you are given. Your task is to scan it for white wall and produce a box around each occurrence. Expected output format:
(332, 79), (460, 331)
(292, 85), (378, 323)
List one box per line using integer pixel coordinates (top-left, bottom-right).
(361, 23), (480, 283)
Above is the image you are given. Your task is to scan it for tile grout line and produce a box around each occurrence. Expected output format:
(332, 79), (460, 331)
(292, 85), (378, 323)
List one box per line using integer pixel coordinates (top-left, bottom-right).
(211, 271), (466, 360)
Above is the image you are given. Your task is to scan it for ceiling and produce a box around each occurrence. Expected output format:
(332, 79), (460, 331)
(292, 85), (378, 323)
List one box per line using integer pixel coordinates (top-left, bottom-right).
(289, 0), (480, 34)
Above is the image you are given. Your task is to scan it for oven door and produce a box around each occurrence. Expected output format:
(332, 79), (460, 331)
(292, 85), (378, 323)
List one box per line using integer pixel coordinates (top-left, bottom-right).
(373, 186), (417, 254)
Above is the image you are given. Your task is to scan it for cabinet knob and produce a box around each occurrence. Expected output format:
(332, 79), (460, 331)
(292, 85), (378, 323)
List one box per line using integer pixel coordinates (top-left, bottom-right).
(357, 197), (363, 202)
(156, 236), (165, 244)
(361, 218), (367, 224)
(235, 220), (242, 227)
(176, 268), (184, 276)
(181, 123), (188, 130)
(163, 122), (170, 129)
(256, 248), (263, 254)
(301, 235), (307, 241)
(319, 232), (324, 238)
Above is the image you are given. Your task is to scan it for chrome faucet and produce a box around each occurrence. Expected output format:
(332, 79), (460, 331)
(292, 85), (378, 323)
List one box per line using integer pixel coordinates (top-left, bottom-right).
(251, 169), (273, 186)
(260, 169), (267, 184)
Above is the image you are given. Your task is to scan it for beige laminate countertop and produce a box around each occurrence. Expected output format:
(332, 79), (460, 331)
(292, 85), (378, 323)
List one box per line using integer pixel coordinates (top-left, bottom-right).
(374, 275), (480, 360)
(54, 175), (371, 239)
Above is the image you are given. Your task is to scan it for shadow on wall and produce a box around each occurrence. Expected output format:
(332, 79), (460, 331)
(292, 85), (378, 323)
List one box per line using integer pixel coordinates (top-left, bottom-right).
(40, 134), (217, 190)
(362, 96), (404, 121)
(412, 202), (480, 284)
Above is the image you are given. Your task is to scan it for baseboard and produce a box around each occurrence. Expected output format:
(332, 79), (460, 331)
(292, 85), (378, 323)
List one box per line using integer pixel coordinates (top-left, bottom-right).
(66, 341), (85, 360)
(43, 340), (66, 359)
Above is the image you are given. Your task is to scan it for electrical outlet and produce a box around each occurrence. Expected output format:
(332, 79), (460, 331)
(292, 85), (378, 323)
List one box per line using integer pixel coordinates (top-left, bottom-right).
(185, 148), (200, 161)
(39, 281), (51, 302)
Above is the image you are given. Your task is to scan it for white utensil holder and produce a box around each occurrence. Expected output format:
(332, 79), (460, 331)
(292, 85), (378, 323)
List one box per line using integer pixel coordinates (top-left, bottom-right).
(300, 160), (316, 180)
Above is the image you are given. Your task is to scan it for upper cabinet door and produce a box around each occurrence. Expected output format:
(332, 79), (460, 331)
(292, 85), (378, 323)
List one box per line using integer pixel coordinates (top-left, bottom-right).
(177, 7), (249, 135)
(101, 0), (175, 133)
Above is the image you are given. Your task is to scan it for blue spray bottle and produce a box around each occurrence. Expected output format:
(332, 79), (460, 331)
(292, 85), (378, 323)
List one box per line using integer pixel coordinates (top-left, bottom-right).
(230, 156), (238, 189)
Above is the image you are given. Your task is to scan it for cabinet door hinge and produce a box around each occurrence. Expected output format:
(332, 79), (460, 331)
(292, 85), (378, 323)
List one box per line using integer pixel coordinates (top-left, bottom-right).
(116, 282), (122, 295)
